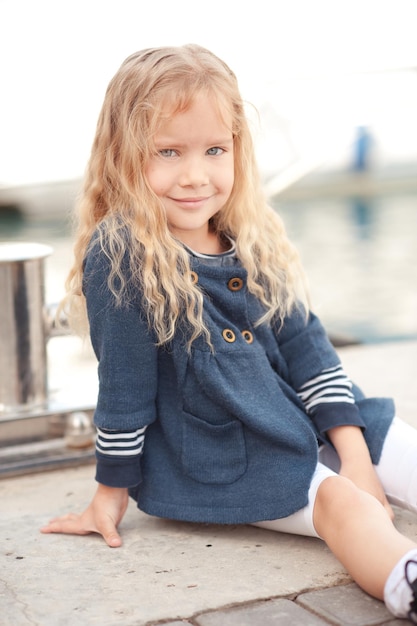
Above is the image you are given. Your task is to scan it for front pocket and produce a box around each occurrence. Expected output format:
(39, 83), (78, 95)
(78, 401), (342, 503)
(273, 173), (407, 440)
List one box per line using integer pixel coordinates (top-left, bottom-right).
(181, 411), (247, 484)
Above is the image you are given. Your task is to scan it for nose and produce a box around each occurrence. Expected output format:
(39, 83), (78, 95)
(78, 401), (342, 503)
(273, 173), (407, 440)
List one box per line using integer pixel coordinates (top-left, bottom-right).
(178, 155), (209, 188)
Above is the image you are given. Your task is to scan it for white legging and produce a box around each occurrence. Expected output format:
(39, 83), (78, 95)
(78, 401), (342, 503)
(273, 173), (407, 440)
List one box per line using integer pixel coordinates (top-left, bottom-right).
(253, 417), (417, 538)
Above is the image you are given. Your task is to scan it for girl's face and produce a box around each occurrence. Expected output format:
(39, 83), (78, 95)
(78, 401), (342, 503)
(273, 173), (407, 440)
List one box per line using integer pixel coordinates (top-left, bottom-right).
(145, 94), (234, 252)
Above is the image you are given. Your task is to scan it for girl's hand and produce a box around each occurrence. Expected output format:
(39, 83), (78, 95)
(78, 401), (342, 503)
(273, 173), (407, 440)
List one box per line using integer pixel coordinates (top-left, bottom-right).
(40, 484), (129, 547)
(339, 457), (395, 521)
(327, 424), (394, 521)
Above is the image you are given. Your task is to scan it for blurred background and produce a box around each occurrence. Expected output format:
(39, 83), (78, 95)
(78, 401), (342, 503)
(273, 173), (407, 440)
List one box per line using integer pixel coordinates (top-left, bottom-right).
(1, 0), (417, 344)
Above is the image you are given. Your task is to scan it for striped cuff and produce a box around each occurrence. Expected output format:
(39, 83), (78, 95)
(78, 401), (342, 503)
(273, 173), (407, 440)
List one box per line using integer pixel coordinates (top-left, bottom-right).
(95, 426), (147, 458)
(297, 365), (355, 413)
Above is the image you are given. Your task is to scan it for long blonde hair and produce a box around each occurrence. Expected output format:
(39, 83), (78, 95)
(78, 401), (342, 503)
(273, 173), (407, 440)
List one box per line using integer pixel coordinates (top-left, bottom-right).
(64, 44), (309, 346)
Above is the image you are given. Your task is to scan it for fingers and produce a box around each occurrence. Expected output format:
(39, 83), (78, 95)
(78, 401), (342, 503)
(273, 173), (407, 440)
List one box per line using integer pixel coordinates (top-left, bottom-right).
(40, 513), (91, 536)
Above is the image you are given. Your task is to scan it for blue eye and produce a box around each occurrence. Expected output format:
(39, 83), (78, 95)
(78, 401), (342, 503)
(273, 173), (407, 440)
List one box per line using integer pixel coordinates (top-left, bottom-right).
(207, 147), (224, 156)
(159, 149), (177, 157)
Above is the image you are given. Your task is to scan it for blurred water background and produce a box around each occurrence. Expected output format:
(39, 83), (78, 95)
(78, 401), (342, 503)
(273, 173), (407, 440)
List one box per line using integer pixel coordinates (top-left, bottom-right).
(1, 0), (417, 345)
(2, 182), (416, 345)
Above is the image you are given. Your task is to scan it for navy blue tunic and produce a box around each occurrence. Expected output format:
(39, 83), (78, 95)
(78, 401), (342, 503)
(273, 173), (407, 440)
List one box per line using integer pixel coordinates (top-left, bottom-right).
(83, 244), (395, 523)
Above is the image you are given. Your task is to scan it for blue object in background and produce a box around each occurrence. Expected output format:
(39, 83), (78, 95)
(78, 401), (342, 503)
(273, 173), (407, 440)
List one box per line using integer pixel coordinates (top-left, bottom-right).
(353, 125), (373, 172)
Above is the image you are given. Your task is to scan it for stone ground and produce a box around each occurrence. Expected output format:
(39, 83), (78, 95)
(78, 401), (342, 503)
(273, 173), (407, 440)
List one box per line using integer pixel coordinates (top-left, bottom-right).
(1, 340), (417, 625)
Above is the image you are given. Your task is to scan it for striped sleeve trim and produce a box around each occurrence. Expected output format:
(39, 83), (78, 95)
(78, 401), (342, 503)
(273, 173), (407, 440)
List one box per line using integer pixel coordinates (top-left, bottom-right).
(96, 426), (147, 458)
(297, 365), (355, 413)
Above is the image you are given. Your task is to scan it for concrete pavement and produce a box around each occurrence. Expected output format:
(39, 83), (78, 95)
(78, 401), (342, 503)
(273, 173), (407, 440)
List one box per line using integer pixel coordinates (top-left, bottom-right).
(1, 340), (417, 625)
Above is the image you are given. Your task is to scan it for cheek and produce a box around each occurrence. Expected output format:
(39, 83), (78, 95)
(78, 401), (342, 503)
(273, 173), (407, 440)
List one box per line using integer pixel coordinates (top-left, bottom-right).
(144, 164), (153, 189)
(221, 157), (235, 194)
(224, 170), (235, 195)
(145, 165), (165, 196)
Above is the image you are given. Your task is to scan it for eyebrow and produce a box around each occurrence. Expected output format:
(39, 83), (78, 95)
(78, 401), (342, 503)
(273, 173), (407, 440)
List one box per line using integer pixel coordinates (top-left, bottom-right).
(154, 137), (234, 147)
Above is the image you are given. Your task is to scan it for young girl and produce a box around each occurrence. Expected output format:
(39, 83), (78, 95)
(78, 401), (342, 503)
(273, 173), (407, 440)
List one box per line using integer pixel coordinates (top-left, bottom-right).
(41, 44), (417, 622)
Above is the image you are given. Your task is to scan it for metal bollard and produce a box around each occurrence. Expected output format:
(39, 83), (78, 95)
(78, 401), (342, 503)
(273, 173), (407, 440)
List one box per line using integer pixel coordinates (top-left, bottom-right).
(0, 242), (53, 413)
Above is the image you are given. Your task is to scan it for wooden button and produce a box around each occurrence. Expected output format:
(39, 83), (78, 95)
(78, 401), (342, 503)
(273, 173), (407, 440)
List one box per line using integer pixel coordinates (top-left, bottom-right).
(242, 330), (254, 344)
(228, 277), (244, 291)
(222, 329), (236, 343)
(190, 271), (198, 284)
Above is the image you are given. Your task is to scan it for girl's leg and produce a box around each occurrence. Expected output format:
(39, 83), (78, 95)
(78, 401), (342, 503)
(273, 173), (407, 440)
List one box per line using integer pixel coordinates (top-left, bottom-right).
(374, 417), (417, 513)
(252, 449), (417, 619)
(316, 418), (417, 619)
(313, 473), (417, 600)
(252, 463), (335, 538)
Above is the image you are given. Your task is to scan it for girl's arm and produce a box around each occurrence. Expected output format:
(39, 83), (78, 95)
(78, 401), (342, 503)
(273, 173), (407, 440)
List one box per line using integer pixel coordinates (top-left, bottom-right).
(84, 238), (158, 489)
(277, 308), (394, 517)
(327, 424), (394, 520)
(295, 362), (392, 516)
(277, 311), (366, 430)
(41, 239), (156, 545)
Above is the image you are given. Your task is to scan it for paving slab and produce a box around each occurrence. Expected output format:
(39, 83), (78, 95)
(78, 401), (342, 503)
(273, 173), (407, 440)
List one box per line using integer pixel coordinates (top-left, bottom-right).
(1, 340), (417, 625)
(297, 583), (398, 625)
(194, 598), (329, 625)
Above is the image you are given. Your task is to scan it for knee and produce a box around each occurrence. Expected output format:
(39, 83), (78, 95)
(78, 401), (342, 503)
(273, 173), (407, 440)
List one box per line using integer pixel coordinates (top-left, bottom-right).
(313, 475), (367, 536)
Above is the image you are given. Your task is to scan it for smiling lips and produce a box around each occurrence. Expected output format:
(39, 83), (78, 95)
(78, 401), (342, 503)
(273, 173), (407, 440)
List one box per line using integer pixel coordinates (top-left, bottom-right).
(171, 196), (210, 208)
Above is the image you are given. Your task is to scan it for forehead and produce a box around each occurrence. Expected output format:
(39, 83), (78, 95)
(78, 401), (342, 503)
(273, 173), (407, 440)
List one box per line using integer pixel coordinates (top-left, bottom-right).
(156, 93), (233, 136)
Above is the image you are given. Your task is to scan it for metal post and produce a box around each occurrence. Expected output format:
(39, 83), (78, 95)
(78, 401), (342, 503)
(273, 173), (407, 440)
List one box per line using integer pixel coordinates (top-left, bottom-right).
(0, 242), (52, 412)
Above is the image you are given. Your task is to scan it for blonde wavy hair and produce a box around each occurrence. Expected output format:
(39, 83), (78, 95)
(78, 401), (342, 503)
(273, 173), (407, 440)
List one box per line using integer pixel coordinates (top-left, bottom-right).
(64, 44), (309, 346)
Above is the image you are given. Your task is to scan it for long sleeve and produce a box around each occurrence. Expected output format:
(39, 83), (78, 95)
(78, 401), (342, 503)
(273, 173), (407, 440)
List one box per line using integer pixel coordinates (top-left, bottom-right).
(83, 242), (158, 488)
(276, 308), (366, 437)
